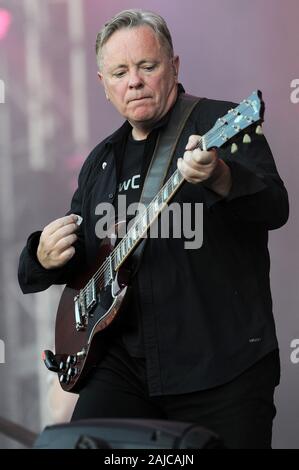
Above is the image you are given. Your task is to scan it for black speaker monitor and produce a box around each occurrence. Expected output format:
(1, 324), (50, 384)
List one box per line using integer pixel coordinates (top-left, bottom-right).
(34, 418), (224, 449)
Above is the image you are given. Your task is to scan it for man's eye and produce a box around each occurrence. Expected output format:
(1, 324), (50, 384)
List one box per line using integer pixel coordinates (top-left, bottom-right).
(143, 65), (155, 71)
(113, 71), (126, 78)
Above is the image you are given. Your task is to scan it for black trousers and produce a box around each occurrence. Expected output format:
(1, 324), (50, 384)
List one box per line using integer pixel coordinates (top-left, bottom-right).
(71, 342), (280, 449)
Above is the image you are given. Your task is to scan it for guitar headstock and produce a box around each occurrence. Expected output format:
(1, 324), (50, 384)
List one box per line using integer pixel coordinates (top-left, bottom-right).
(205, 90), (265, 150)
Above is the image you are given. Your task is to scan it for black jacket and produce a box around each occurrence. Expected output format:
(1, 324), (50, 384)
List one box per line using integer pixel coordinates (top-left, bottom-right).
(18, 91), (289, 395)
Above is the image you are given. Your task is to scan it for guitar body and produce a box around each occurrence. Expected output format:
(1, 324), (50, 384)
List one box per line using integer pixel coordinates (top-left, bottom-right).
(54, 221), (130, 392)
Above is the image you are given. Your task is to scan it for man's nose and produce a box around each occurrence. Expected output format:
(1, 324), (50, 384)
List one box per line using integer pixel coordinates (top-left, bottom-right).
(128, 69), (143, 89)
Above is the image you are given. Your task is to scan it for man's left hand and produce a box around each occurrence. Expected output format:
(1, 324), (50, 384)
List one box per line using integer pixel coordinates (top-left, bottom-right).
(177, 135), (219, 184)
(177, 134), (232, 197)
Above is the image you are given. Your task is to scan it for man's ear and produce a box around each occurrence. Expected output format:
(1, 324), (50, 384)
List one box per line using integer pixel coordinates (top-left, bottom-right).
(97, 72), (109, 100)
(172, 55), (180, 78)
(97, 71), (103, 83)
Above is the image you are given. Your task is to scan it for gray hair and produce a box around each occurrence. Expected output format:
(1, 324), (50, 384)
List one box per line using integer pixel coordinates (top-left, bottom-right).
(95, 9), (174, 70)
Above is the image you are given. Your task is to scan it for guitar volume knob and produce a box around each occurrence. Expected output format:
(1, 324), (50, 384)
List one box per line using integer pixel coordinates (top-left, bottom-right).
(66, 355), (77, 367)
(67, 367), (78, 378)
(59, 373), (70, 385)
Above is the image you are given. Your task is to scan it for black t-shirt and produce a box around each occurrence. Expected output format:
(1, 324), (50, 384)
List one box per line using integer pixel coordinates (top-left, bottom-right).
(115, 132), (149, 357)
(117, 133), (144, 213)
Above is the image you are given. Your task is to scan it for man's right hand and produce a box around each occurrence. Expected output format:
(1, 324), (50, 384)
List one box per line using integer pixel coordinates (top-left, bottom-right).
(37, 214), (80, 269)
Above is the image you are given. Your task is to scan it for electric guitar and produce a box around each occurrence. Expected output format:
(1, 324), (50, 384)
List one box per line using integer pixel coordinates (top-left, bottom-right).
(43, 91), (265, 392)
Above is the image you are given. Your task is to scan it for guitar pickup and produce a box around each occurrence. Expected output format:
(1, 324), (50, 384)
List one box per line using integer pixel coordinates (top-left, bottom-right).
(85, 278), (97, 311)
(74, 294), (86, 331)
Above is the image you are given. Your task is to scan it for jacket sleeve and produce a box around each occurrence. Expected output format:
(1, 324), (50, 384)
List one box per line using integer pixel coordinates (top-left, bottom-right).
(18, 156), (92, 294)
(199, 103), (289, 230)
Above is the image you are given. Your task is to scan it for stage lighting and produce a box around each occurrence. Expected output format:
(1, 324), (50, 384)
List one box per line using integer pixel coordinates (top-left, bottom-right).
(0, 9), (12, 40)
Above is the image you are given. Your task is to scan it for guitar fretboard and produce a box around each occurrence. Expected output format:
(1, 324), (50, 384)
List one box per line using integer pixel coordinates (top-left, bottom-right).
(82, 91), (262, 301)
(113, 167), (184, 270)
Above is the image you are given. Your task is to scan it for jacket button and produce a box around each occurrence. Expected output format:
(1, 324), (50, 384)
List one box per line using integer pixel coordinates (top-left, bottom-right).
(102, 162), (107, 170)
(108, 193), (114, 199)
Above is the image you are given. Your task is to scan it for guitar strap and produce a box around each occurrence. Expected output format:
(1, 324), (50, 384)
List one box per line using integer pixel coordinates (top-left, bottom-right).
(130, 92), (202, 275)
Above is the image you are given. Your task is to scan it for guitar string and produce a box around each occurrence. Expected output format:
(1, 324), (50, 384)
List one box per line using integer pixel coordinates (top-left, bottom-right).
(80, 135), (203, 296)
(81, 102), (255, 297)
(81, 118), (224, 294)
(80, 101), (256, 298)
(80, 102), (255, 297)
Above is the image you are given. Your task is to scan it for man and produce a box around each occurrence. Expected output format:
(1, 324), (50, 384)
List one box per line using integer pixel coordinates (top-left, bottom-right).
(18, 9), (289, 448)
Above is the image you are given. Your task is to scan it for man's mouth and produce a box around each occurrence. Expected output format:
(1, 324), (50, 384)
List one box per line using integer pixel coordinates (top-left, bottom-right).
(129, 97), (151, 103)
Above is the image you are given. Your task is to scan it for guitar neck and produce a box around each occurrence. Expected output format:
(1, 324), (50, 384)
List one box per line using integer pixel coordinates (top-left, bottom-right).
(110, 120), (231, 271)
(113, 166), (185, 271)
(89, 90), (263, 288)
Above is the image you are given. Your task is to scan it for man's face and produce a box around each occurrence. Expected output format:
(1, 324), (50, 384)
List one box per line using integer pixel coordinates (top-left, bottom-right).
(98, 26), (179, 133)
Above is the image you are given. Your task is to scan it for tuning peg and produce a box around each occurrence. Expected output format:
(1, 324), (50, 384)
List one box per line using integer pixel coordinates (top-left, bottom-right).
(255, 125), (263, 135)
(231, 143), (238, 154)
(243, 134), (251, 144)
